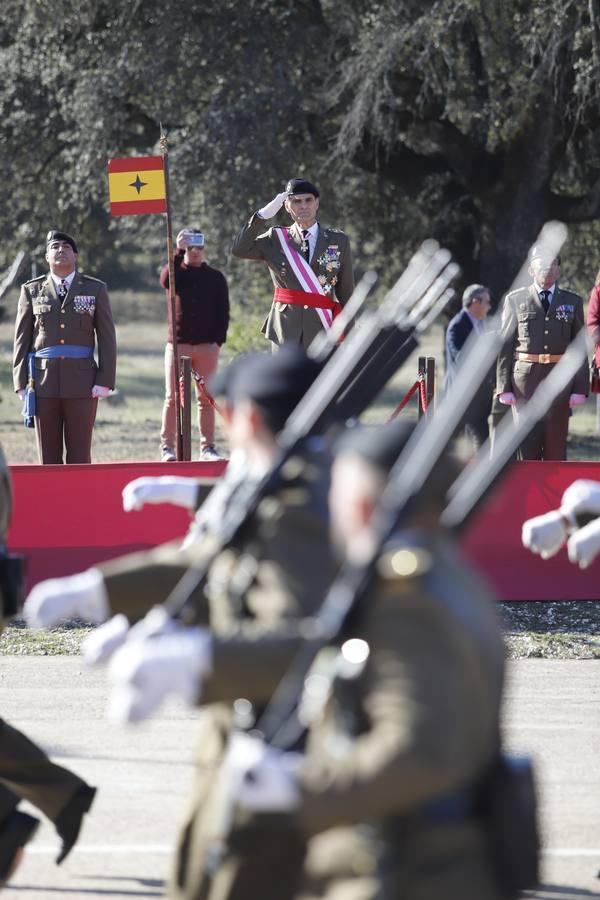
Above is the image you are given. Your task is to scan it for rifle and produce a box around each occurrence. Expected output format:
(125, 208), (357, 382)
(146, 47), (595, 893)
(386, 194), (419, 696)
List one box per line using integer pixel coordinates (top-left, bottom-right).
(165, 241), (458, 626)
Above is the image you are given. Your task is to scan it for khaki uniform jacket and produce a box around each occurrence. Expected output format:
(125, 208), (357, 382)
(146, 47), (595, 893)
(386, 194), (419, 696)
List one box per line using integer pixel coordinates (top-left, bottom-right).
(203, 532), (506, 900)
(496, 284), (588, 400)
(231, 214), (354, 347)
(13, 271), (117, 397)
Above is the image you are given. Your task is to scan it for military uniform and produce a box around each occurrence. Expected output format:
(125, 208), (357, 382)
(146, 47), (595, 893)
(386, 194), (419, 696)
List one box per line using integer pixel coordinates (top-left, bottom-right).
(496, 284), (588, 459)
(199, 528), (507, 900)
(13, 269), (117, 463)
(0, 445), (94, 871)
(231, 215), (354, 348)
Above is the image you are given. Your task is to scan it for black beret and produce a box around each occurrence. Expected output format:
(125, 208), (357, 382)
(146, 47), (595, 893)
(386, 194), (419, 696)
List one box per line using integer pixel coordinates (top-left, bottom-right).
(286, 178), (320, 198)
(334, 421), (414, 473)
(227, 347), (322, 433)
(46, 230), (78, 254)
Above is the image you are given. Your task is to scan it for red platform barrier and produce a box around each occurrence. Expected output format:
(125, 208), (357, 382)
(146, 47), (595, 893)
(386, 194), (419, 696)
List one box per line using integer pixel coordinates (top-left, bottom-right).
(6, 459), (600, 601)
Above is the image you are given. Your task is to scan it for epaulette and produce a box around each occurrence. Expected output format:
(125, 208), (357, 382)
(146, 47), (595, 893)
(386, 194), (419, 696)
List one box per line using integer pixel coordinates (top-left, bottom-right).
(376, 546), (433, 581)
(79, 273), (105, 285)
(557, 287), (582, 302)
(323, 227), (344, 235)
(23, 275), (45, 287)
(505, 286), (528, 301)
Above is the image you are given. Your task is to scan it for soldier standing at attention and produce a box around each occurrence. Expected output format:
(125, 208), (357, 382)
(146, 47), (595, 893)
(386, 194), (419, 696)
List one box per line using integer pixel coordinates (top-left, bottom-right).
(232, 178), (354, 350)
(0, 444), (96, 884)
(13, 230), (117, 464)
(496, 247), (588, 460)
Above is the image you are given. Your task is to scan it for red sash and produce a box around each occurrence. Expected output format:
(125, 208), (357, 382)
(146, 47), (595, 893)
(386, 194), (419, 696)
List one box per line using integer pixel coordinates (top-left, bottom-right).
(274, 287), (339, 312)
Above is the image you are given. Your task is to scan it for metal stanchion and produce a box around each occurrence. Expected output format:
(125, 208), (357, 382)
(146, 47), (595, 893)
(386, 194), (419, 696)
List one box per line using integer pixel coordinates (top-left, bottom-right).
(180, 355), (192, 461)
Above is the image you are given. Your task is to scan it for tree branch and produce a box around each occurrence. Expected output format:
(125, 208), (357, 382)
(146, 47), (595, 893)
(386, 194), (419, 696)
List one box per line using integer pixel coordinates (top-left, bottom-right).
(547, 173), (600, 221)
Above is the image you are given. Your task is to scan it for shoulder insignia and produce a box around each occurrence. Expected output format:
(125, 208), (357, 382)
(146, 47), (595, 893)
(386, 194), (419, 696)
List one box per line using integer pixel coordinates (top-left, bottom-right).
(377, 547), (432, 581)
(505, 287), (528, 301)
(79, 273), (105, 285)
(557, 288), (582, 302)
(23, 275), (45, 286)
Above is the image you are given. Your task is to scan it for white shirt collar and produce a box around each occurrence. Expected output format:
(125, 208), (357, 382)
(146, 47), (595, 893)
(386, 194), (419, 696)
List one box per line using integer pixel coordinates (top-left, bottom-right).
(50, 270), (76, 290)
(534, 281), (555, 297)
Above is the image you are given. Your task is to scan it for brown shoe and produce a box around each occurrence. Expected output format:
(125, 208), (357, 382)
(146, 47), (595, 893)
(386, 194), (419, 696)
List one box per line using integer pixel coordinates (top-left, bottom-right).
(0, 810), (40, 885)
(55, 784), (96, 865)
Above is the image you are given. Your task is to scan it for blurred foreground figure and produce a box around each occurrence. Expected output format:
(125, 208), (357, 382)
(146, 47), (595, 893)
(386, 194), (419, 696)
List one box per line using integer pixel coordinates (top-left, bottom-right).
(0, 445), (95, 886)
(523, 479), (600, 569)
(109, 422), (516, 900)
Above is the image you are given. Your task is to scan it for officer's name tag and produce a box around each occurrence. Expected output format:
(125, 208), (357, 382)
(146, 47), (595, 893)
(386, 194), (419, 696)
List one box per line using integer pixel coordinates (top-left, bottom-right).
(73, 295), (96, 315)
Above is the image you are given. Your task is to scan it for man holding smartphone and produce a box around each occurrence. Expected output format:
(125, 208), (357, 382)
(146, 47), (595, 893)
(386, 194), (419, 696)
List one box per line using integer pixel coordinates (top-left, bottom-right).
(159, 228), (230, 462)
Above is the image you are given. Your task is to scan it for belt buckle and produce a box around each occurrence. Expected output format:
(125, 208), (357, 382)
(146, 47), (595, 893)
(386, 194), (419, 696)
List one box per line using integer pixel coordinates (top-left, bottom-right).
(539, 353), (551, 364)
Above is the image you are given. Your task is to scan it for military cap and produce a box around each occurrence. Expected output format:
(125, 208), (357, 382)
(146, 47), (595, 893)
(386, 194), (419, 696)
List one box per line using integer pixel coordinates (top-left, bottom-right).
(286, 178), (320, 198)
(227, 347), (322, 433)
(46, 230), (78, 254)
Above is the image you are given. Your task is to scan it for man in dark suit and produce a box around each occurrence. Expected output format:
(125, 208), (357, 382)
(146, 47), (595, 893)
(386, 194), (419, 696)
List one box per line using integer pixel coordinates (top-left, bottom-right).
(496, 248), (588, 460)
(232, 178), (354, 349)
(13, 230), (117, 464)
(444, 284), (492, 449)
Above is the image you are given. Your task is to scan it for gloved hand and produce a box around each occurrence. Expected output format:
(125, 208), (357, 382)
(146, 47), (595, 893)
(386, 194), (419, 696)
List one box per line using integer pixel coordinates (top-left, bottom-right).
(122, 476), (199, 512)
(24, 568), (109, 627)
(224, 733), (301, 813)
(521, 510), (568, 559)
(569, 393), (587, 408)
(567, 518), (600, 569)
(91, 385), (110, 399)
(82, 613), (131, 666)
(498, 391), (516, 406)
(16, 389), (25, 402)
(107, 622), (212, 723)
(258, 191), (288, 220)
(560, 480), (600, 519)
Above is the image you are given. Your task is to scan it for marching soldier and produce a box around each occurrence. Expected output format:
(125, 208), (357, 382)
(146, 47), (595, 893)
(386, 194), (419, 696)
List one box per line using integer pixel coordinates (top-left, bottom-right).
(232, 178), (354, 350)
(107, 421), (509, 900)
(0, 444), (95, 884)
(13, 230), (117, 464)
(496, 246), (588, 459)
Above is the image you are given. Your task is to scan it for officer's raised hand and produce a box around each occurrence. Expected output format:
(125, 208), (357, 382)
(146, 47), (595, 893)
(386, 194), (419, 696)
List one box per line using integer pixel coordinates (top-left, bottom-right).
(257, 191), (289, 220)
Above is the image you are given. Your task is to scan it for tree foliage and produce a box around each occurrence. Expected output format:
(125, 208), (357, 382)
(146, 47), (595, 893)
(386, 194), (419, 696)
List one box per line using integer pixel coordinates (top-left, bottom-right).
(2, 0), (600, 305)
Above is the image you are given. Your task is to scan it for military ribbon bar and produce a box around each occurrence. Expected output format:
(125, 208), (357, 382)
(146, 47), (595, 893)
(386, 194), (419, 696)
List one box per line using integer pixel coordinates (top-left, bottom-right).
(108, 156), (167, 216)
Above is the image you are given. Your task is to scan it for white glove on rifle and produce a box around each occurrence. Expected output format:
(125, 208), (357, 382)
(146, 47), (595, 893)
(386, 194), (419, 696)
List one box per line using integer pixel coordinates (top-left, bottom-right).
(257, 191), (288, 220)
(560, 480), (600, 520)
(83, 605), (179, 667)
(521, 510), (570, 559)
(107, 620), (212, 723)
(24, 568), (109, 627)
(122, 476), (199, 512)
(498, 391), (516, 406)
(567, 518), (600, 569)
(224, 733), (301, 813)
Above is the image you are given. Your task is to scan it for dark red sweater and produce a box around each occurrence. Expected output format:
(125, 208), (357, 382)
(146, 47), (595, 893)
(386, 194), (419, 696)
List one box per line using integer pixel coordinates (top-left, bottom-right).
(160, 253), (230, 345)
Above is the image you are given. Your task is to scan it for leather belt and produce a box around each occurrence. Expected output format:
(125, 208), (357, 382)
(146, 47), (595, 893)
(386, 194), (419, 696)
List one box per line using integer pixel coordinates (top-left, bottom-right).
(517, 352), (563, 364)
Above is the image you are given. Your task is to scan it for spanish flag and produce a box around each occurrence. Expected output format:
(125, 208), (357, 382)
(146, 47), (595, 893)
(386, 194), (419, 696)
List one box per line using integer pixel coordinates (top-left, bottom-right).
(108, 156), (167, 216)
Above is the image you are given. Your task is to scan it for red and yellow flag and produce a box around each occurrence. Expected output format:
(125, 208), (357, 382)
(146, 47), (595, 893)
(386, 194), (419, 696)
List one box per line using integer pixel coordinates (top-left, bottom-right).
(108, 156), (166, 216)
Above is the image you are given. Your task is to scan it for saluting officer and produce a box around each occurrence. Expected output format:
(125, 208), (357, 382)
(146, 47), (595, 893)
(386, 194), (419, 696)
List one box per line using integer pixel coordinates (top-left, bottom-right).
(496, 246), (588, 459)
(13, 230), (117, 464)
(0, 444), (95, 884)
(232, 178), (354, 350)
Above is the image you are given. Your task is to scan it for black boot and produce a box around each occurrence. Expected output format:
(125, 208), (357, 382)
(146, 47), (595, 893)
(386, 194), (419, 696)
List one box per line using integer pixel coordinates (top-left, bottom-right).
(0, 810), (40, 885)
(54, 784), (97, 865)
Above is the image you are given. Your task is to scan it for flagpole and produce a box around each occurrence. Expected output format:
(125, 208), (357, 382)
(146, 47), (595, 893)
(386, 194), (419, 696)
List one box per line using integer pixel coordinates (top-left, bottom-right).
(159, 125), (184, 461)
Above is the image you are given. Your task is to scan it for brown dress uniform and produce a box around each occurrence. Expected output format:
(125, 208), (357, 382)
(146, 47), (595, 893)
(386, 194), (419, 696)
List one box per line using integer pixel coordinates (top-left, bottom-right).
(231, 215), (354, 348)
(91, 448), (339, 900)
(496, 284), (588, 459)
(201, 530), (507, 900)
(0, 445), (91, 845)
(13, 271), (117, 464)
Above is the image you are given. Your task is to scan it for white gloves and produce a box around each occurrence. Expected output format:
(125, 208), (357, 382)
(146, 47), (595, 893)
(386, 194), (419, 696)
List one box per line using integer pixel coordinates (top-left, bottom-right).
(24, 568), (109, 627)
(122, 476), (199, 512)
(258, 191), (288, 220)
(498, 391), (516, 406)
(17, 389), (25, 402)
(92, 385), (111, 399)
(560, 480), (600, 519)
(82, 613), (131, 666)
(567, 519), (600, 569)
(223, 733), (301, 814)
(107, 617), (212, 723)
(521, 510), (568, 559)
(569, 393), (587, 408)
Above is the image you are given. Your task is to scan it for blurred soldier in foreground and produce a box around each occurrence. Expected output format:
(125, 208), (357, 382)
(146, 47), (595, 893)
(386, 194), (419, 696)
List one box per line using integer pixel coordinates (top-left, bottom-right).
(13, 230), (117, 464)
(25, 348), (340, 900)
(0, 445), (95, 885)
(232, 178), (354, 350)
(496, 246), (588, 460)
(522, 478), (600, 569)
(108, 422), (509, 900)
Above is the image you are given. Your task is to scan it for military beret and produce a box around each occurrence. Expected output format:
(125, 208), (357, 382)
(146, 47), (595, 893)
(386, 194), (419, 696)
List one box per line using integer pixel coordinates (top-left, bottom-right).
(227, 347), (322, 433)
(46, 230), (78, 253)
(286, 178), (320, 198)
